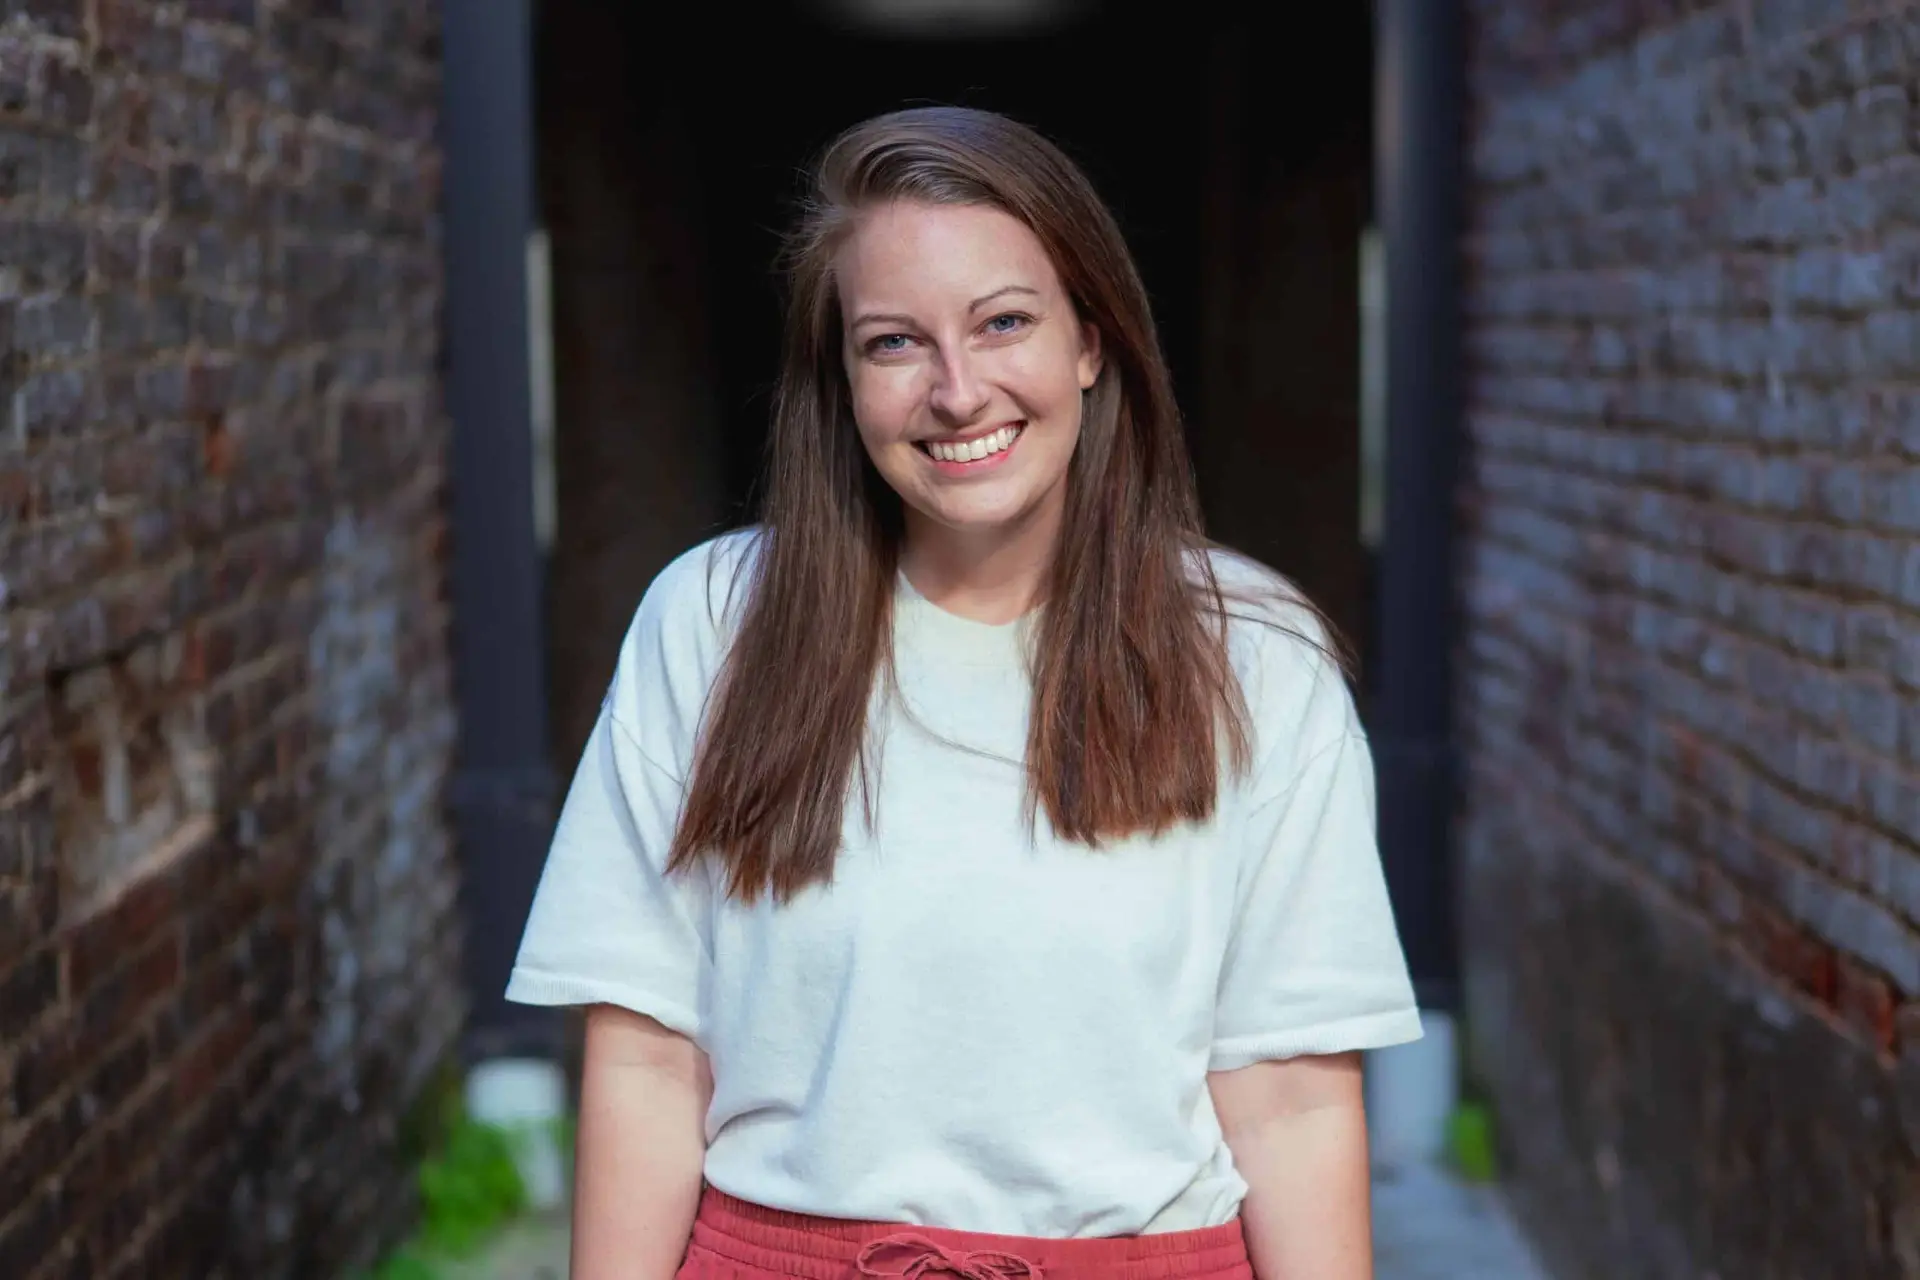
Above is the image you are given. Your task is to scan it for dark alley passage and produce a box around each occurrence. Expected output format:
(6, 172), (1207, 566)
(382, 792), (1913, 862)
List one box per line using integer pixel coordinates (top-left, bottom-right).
(535, 4), (1377, 771)
(7, 1), (1916, 1275)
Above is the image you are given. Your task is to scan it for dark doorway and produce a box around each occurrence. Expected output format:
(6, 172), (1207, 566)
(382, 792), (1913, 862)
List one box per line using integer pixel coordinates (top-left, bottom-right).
(536, 4), (1376, 770)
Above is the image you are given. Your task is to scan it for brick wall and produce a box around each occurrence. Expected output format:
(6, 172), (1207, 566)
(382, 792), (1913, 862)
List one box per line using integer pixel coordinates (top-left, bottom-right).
(0, 3), (457, 1276)
(1459, 3), (1920, 1276)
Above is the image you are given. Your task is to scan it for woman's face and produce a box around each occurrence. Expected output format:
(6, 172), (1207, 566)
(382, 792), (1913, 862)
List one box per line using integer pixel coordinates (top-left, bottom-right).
(836, 200), (1101, 551)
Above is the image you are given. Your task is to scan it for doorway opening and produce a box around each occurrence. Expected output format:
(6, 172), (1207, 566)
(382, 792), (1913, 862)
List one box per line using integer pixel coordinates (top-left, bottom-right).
(535, 4), (1377, 769)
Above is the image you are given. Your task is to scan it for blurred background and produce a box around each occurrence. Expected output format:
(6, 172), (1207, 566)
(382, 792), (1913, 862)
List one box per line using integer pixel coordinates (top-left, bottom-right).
(2, 1), (1917, 1277)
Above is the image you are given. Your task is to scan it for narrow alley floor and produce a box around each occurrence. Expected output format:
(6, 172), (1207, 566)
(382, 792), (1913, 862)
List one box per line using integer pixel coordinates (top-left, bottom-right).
(452, 1167), (1552, 1279)
(1373, 1165), (1552, 1280)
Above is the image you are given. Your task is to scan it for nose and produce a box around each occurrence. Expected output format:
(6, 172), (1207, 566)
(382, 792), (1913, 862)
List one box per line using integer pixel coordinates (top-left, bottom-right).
(927, 347), (990, 425)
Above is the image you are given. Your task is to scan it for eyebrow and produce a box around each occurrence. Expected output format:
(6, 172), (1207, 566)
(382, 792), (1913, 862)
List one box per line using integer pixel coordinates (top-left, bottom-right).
(849, 284), (1041, 330)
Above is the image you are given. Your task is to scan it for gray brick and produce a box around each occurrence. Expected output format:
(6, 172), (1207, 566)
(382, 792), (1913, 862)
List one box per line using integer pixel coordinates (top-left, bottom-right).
(1464, 5), (1920, 1275)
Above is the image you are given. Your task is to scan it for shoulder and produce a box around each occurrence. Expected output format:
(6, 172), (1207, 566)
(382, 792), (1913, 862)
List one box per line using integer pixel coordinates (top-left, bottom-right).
(1191, 545), (1342, 693)
(606, 528), (764, 765)
(1192, 546), (1364, 799)
(626, 527), (764, 652)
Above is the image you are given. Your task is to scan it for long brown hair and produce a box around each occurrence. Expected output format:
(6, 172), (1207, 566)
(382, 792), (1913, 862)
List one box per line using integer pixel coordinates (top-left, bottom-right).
(670, 106), (1295, 902)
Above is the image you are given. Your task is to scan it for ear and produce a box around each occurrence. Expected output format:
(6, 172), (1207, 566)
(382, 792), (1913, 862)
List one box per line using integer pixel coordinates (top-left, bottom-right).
(1076, 320), (1103, 390)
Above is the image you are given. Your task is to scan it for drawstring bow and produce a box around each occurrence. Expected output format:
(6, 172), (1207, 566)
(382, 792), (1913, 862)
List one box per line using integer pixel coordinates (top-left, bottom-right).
(855, 1233), (1045, 1280)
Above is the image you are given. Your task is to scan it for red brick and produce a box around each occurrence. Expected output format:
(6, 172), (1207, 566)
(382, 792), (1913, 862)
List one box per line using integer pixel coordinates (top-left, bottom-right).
(0, 945), (60, 1035)
(66, 872), (175, 991)
(118, 930), (180, 1011)
(0, 1094), (78, 1212)
(171, 1013), (249, 1106)
(0, 847), (57, 968)
(8, 1021), (74, 1118)
(1802, 940), (1839, 1006)
(200, 413), (234, 478)
(175, 949), (241, 1026)
(1834, 958), (1898, 1055)
(0, 1185), (64, 1279)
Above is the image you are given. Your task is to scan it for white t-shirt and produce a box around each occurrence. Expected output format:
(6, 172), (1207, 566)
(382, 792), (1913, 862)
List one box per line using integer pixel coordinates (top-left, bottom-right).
(507, 531), (1420, 1238)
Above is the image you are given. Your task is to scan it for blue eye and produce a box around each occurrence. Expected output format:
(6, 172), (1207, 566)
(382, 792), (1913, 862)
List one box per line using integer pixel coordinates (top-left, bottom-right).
(870, 334), (911, 354)
(985, 313), (1029, 335)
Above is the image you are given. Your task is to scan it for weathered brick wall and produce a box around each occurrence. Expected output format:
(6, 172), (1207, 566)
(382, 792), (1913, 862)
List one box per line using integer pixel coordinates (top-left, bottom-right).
(0, 3), (456, 1276)
(1459, 4), (1920, 1276)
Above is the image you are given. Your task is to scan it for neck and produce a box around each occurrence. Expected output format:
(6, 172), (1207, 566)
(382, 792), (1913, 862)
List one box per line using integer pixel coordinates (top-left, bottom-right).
(899, 499), (1061, 626)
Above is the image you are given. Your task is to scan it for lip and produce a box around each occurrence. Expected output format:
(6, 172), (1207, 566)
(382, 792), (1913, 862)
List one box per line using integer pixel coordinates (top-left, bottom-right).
(915, 421), (1024, 476)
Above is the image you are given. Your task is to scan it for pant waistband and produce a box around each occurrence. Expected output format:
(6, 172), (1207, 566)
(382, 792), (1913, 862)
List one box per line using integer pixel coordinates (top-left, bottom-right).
(686, 1187), (1253, 1280)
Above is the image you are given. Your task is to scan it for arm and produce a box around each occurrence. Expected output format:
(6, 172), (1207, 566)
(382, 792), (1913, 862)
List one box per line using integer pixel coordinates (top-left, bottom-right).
(571, 1003), (713, 1280)
(1209, 1051), (1372, 1280)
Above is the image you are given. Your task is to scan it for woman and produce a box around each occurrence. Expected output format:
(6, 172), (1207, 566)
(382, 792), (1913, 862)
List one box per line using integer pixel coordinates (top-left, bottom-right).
(508, 106), (1420, 1280)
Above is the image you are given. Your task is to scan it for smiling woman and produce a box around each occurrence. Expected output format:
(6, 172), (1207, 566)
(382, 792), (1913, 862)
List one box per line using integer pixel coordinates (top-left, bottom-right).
(506, 106), (1420, 1280)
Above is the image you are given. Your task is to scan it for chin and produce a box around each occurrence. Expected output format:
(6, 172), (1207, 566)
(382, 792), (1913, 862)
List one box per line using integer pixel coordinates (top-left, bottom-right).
(923, 492), (1049, 534)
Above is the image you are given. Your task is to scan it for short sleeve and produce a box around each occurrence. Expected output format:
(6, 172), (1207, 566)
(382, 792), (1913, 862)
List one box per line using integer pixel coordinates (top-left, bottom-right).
(504, 708), (712, 1039)
(503, 536), (752, 1041)
(1210, 719), (1422, 1071)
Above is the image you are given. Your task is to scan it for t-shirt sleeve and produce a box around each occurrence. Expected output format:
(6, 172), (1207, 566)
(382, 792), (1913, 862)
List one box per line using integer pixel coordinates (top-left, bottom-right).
(503, 541), (738, 1041)
(1210, 665), (1422, 1071)
(503, 708), (712, 1039)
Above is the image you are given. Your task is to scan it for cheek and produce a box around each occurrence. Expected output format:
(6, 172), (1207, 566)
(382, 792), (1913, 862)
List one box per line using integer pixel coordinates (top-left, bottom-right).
(849, 367), (922, 446)
(1010, 341), (1090, 412)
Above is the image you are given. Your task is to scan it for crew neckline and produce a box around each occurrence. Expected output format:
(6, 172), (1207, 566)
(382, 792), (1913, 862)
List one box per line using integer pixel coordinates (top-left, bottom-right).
(893, 571), (1038, 667)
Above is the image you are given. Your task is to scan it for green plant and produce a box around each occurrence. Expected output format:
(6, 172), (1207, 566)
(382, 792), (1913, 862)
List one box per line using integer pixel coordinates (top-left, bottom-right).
(353, 1093), (540, 1280)
(397, 1058), (468, 1168)
(416, 1115), (530, 1256)
(370, 1246), (442, 1280)
(1446, 1101), (1498, 1183)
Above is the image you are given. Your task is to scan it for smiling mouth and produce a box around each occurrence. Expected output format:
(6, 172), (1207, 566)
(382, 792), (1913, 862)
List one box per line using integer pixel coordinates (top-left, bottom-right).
(914, 422), (1025, 464)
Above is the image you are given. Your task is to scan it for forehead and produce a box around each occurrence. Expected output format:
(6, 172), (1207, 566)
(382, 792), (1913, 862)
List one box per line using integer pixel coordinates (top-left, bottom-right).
(834, 201), (1061, 310)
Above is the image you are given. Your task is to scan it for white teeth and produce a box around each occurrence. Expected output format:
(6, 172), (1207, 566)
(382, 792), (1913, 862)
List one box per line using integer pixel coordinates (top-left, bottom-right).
(927, 425), (1020, 464)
